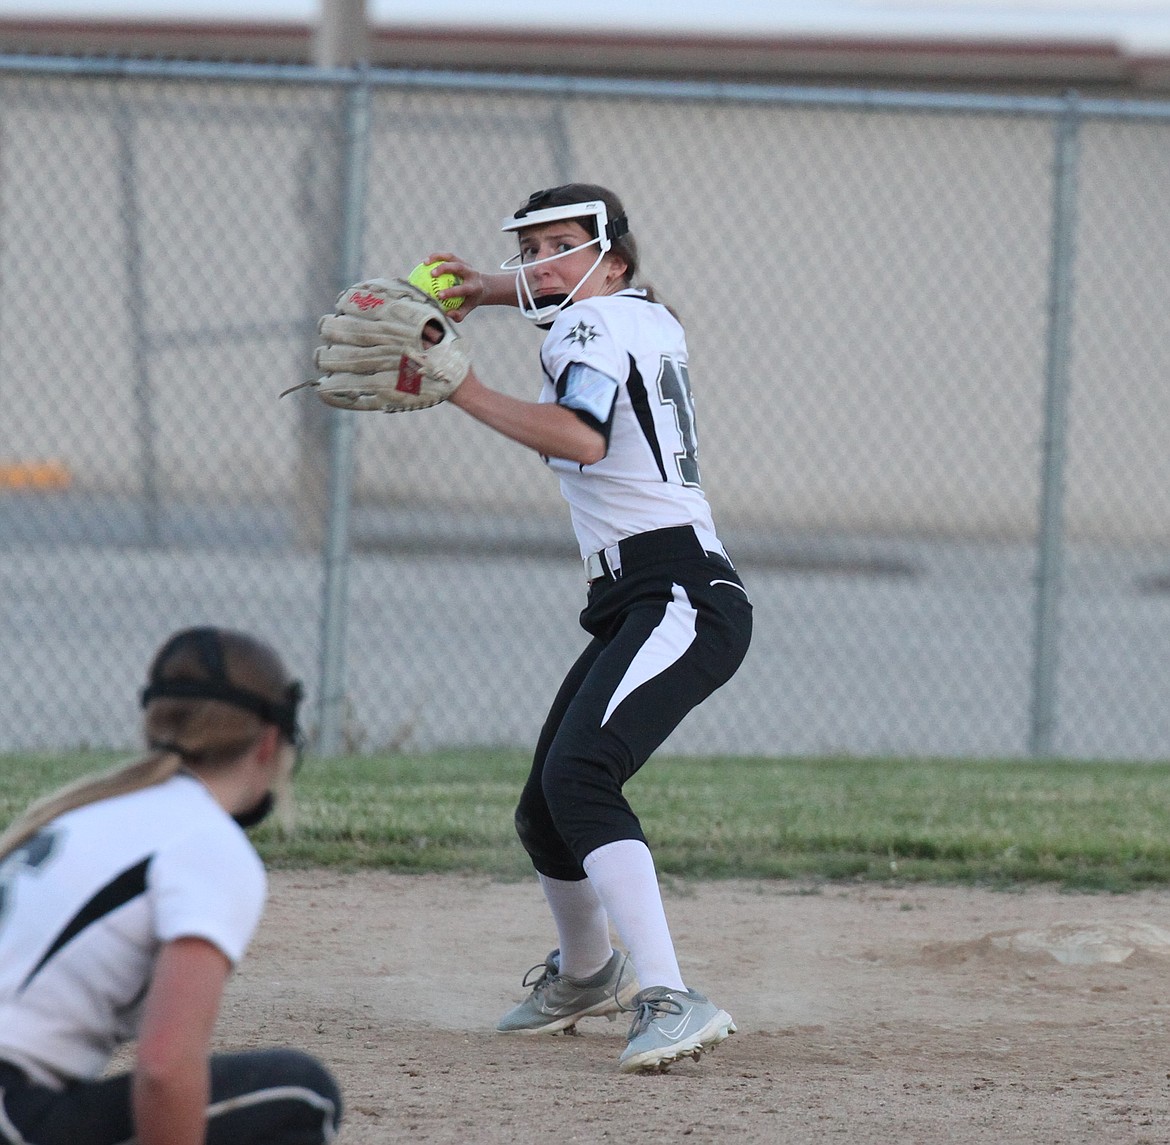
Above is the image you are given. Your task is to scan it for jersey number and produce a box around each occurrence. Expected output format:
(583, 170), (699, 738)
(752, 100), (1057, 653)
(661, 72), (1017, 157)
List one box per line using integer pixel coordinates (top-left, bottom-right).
(0, 830), (57, 930)
(654, 356), (701, 486)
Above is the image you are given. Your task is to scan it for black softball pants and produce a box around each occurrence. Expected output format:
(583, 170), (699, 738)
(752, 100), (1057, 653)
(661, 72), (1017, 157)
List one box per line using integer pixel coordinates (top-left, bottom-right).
(0, 1049), (341, 1145)
(514, 526), (754, 881)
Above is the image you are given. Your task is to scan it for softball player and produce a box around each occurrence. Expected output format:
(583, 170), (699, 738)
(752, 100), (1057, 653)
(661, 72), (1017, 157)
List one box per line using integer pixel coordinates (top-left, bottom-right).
(0, 627), (342, 1144)
(429, 183), (753, 1073)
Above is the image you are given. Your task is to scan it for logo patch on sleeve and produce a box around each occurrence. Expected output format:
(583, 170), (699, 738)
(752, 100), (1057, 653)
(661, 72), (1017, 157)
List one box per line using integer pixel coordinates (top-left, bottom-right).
(565, 321), (598, 348)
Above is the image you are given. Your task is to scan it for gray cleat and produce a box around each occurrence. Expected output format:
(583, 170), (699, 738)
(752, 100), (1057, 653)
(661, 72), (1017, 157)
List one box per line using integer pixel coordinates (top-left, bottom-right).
(496, 948), (638, 1034)
(618, 986), (736, 1073)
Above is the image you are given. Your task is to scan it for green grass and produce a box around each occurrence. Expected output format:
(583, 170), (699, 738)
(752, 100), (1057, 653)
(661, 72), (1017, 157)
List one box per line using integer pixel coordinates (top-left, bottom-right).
(4, 750), (1170, 890)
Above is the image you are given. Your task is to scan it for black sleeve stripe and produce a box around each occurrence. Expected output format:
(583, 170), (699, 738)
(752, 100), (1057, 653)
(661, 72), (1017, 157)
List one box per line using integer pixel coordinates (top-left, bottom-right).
(567, 405), (609, 439)
(20, 856), (152, 992)
(625, 355), (668, 482)
(556, 363), (614, 448)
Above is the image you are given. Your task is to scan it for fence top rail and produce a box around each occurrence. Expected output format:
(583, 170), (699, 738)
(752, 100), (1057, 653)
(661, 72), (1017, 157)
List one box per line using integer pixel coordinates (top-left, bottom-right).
(1, 52), (1169, 121)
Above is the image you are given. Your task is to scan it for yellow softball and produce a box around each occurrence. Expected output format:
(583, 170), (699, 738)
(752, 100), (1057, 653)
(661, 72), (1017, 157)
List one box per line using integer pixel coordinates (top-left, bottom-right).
(407, 261), (463, 311)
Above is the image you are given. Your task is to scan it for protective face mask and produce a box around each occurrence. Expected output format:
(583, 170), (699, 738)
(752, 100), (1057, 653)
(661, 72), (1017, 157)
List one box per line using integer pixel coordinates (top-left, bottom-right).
(233, 791), (275, 830)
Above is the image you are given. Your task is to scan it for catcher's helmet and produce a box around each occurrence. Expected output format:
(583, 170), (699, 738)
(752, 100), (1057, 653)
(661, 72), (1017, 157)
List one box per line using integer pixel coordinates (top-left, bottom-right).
(501, 184), (631, 325)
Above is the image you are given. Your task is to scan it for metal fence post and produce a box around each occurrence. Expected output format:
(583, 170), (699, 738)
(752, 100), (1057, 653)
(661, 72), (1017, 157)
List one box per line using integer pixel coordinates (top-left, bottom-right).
(549, 100), (574, 182)
(1029, 92), (1081, 758)
(316, 69), (370, 756)
(114, 99), (161, 546)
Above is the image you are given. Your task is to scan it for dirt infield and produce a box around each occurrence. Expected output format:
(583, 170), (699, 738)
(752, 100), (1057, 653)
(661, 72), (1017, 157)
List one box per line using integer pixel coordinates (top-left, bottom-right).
(219, 871), (1170, 1144)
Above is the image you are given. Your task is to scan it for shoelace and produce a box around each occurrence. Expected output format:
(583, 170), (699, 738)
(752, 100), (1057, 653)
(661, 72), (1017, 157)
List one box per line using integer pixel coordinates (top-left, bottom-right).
(621, 988), (683, 1040)
(520, 949), (630, 1008)
(613, 952), (630, 1010)
(520, 955), (560, 996)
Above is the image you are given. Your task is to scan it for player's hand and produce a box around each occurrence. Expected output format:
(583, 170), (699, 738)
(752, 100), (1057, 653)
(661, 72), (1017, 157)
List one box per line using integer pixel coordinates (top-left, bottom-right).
(421, 253), (514, 320)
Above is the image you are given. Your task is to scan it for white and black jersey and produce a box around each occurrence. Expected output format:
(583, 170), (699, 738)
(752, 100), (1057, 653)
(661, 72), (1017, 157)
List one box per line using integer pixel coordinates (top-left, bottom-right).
(0, 774), (265, 1088)
(539, 290), (723, 560)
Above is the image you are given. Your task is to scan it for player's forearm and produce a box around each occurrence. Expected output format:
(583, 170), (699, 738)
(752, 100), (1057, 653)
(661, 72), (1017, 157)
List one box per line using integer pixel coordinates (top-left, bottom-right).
(479, 271), (519, 307)
(451, 371), (605, 464)
(133, 1066), (209, 1145)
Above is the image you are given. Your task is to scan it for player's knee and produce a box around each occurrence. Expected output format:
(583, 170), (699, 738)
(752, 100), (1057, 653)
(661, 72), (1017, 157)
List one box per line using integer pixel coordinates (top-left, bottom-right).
(541, 753), (615, 827)
(269, 1049), (343, 1136)
(210, 1048), (342, 1143)
(288, 1049), (340, 1100)
(514, 804), (581, 879)
(513, 803), (543, 858)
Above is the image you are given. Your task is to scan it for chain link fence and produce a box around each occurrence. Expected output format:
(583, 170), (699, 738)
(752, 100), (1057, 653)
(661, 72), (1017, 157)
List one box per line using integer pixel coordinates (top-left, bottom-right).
(3, 58), (1169, 760)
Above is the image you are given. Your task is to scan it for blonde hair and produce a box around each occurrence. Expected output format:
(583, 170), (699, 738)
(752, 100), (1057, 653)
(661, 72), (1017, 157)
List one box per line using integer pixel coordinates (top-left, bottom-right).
(0, 628), (301, 861)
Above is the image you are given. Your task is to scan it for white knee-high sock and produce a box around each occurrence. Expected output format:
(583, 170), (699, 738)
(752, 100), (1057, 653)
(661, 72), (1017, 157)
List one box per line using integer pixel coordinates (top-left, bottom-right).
(582, 839), (686, 992)
(538, 873), (613, 979)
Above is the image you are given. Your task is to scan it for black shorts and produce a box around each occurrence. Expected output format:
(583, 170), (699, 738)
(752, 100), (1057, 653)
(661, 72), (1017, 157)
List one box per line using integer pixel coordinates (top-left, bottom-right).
(0, 1049), (341, 1145)
(514, 526), (753, 880)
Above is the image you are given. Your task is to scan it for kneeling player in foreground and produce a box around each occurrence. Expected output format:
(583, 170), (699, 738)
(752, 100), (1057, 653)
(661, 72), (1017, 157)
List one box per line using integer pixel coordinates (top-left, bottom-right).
(0, 627), (342, 1143)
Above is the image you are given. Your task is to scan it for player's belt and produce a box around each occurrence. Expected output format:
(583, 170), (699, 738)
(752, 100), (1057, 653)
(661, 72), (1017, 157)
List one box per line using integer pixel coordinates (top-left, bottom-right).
(584, 525), (709, 584)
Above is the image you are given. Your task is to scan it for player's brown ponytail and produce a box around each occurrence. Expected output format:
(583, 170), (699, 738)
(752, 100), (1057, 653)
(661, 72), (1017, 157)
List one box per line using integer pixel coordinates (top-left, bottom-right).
(584, 185), (676, 320)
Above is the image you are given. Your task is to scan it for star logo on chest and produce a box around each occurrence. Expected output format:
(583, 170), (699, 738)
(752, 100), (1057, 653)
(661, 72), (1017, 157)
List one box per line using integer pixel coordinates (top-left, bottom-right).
(565, 321), (598, 348)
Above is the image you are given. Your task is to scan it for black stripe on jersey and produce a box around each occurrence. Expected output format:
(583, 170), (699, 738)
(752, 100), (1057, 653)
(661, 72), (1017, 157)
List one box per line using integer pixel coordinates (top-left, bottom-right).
(625, 354), (669, 481)
(20, 856), (152, 991)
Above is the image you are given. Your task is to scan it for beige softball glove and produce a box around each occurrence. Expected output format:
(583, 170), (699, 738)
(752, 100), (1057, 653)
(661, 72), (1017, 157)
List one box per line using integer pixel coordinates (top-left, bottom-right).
(295, 278), (471, 413)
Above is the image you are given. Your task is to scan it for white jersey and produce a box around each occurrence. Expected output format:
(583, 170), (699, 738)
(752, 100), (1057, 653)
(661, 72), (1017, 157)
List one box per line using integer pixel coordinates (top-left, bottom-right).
(0, 774), (266, 1087)
(539, 289), (722, 559)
